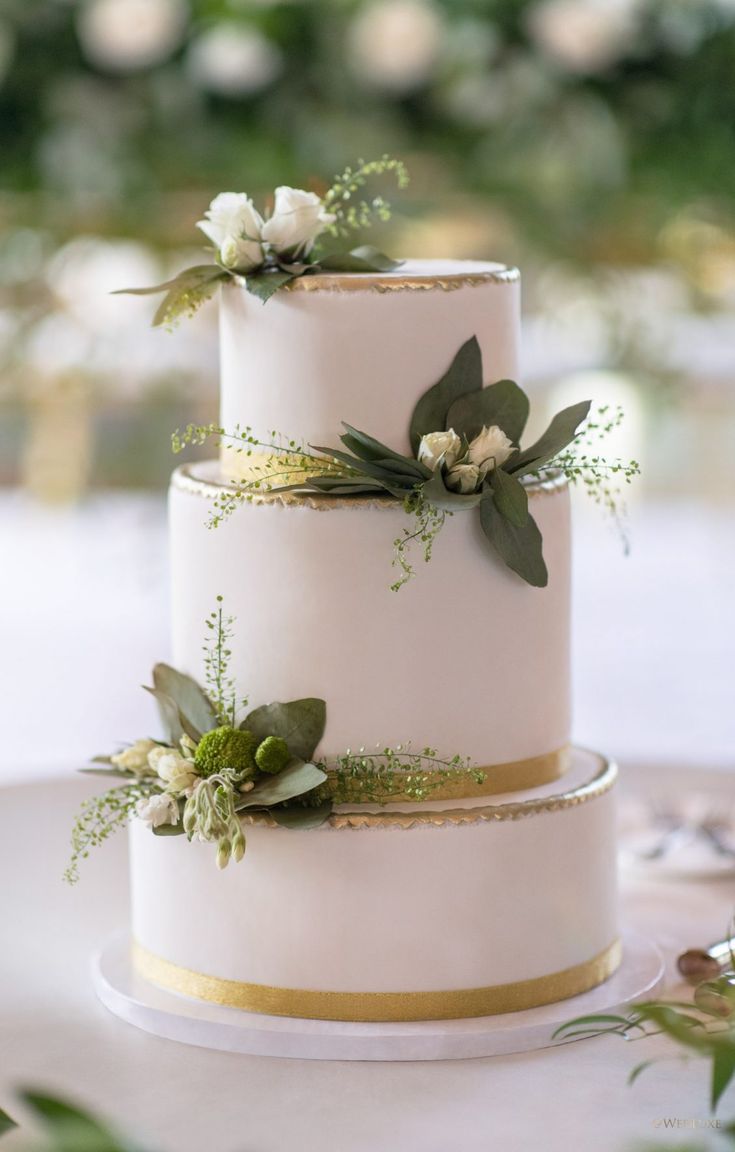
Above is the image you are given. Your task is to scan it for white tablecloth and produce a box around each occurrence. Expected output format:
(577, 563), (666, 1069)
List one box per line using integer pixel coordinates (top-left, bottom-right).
(1, 770), (734, 1151)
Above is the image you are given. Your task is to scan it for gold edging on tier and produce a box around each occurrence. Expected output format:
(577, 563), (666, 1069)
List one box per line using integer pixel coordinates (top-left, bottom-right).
(171, 463), (568, 509)
(237, 753), (616, 830)
(319, 746), (569, 804)
(268, 265), (521, 293)
(132, 937), (621, 1022)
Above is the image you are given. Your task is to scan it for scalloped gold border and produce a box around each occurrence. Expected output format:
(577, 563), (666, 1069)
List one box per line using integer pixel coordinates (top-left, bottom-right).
(171, 463), (568, 509)
(236, 752), (616, 830)
(133, 937), (621, 1022)
(278, 266), (521, 293)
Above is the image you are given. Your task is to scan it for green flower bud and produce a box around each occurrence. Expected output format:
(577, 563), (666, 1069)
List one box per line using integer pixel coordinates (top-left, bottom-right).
(216, 838), (231, 870)
(232, 829), (246, 863)
(255, 735), (291, 775)
(195, 726), (257, 781)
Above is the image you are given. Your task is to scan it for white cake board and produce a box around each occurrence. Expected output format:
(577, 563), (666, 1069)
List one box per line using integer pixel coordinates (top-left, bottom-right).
(92, 932), (663, 1062)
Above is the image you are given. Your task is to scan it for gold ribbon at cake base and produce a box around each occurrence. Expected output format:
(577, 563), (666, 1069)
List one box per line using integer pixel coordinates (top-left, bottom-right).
(322, 747), (569, 803)
(133, 938), (621, 1023)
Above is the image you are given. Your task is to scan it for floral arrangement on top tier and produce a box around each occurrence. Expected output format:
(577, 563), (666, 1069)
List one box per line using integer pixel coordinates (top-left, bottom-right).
(65, 598), (483, 882)
(117, 156), (408, 324)
(175, 338), (640, 589)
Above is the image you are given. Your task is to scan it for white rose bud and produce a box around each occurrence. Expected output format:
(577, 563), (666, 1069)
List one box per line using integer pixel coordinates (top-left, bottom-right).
(417, 429), (462, 472)
(135, 793), (179, 830)
(445, 462), (481, 494)
(156, 752), (198, 795)
(467, 425), (515, 475)
(197, 192), (265, 273)
(261, 186), (336, 259)
(111, 738), (157, 775)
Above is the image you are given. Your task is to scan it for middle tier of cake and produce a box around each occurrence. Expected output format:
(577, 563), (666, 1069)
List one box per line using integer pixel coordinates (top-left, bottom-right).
(170, 463), (571, 788)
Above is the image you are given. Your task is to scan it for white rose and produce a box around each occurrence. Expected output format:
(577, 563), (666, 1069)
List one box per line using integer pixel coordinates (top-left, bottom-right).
(135, 793), (179, 829)
(467, 425), (515, 475)
(417, 429), (462, 472)
(445, 462), (481, 494)
(261, 187), (336, 259)
(156, 752), (198, 794)
(197, 192), (265, 272)
(111, 738), (157, 775)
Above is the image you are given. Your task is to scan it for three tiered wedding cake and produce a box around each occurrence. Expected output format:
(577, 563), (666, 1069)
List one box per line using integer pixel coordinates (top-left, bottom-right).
(130, 259), (620, 1023)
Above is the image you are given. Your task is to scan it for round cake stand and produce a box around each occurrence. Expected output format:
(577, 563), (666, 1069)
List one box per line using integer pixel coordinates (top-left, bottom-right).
(92, 932), (664, 1062)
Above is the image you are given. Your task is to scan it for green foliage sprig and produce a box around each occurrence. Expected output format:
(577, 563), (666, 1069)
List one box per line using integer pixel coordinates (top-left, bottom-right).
(318, 744), (484, 805)
(116, 156), (407, 326)
(554, 968), (735, 1118)
(64, 779), (156, 885)
(174, 337), (638, 588)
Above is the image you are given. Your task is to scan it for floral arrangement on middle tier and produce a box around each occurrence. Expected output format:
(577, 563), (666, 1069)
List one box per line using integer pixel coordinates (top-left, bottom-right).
(177, 337), (640, 589)
(65, 599), (484, 882)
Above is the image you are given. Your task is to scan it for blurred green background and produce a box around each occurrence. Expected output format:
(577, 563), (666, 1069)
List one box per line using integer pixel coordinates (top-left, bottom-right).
(1, 0), (734, 499)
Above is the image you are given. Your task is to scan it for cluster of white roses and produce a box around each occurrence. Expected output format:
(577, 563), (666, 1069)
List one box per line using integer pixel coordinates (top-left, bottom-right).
(197, 186), (337, 273)
(111, 736), (197, 829)
(418, 425), (514, 493)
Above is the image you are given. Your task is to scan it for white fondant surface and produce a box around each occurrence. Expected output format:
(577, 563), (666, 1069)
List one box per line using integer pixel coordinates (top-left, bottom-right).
(219, 260), (520, 473)
(169, 464), (571, 766)
(130, 748), (618, 998)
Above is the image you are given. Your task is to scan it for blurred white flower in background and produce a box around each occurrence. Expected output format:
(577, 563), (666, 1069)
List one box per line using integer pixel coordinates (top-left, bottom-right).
(187, 23), (283, 96)
(527, 0), (641, 74)
(348, 0), (443, 93)
(76, 0), (188, 72)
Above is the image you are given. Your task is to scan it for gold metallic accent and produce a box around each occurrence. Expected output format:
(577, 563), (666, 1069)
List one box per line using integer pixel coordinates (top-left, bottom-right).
(278, 265), (520, 294)
(319, 747), (569, 804)
(237, 754), (617, 830)
(132, 938), (621, 1022)
(171, 463), (568, 509)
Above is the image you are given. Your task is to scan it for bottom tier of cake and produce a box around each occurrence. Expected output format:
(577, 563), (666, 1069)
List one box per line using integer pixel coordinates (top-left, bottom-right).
(130, 747), (619, 1023)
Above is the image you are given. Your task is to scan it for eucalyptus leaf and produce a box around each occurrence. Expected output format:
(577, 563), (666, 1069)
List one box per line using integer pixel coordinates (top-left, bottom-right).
(269, 802), (333, 829)
(240, 698), (327, 761)
(152, 664), (217, 739)
(143, 685), (183, 745)
(409, 336), (483, 453)
(488, 466), (529, 527)
(236, 759), (327, 810)
(317, 246), (401, 272)
(79, 767), (132, 779)
(421, 469), (483, 512)
(19, 1091), (132, 1152)
(507, 400), (591, 477)
(112, 263), (224, 297)
(151, 821), (186, 837)
(479, 488), (548, 587)
(0, 1107), (17, 1138)
(244, 269), (295, 303)
(445, 379), (529, 445)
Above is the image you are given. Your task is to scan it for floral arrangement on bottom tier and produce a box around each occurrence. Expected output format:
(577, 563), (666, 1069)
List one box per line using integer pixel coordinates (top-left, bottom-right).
(65, 598), (484, 882)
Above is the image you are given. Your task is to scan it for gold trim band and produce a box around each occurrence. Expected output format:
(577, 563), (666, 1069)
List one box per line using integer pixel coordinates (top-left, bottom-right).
(320, 747), (569, 804)
(279, 266), (521, 293)
(133, 938), (621, 1022)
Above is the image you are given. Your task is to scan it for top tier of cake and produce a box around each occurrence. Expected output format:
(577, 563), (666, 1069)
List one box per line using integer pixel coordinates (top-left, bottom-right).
(219, 259), (520, 478)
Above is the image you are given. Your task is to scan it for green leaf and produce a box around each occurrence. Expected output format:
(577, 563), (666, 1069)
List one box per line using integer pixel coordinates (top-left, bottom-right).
(303, 477), (388, 495)
(270, 802), (333, 829)
(151, 821), (186, 837)
(340, 424), (431, 478)
(507, 400), (591, 477)
(19, 1091), (131, 1152)
(152, 664), (217, 740)
(236, 760), (327, 810)
(244, 269), (295, 303)
(317, 246), (401, 272)
(409, 337), (483, 453)
(488, 466), (529, 527)
(551, 1013), (631, 1040)
(0, 1107), (17, 1138)
(79, 767), (132, 779)
(479, 488), (548, 587)
(628, 1059), (657, 1086)
(711, 1042), (735, 1111)
(310, 445), (417, 490)
(143, 686), (183, 745)
(112, 263), (223, 297)
(240, 698), (327, 761)
(445, 379), (529, 445)
(421, 469), (483, 512)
